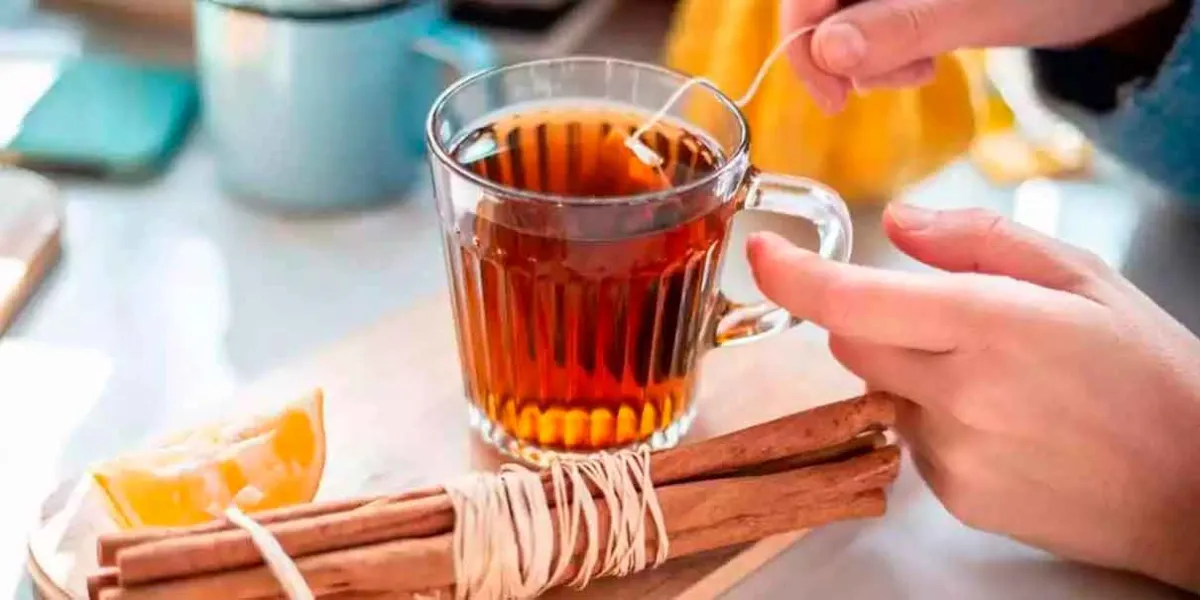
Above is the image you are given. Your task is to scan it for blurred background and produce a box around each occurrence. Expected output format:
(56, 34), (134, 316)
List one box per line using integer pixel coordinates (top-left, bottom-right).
(1, 0), (1198, 597)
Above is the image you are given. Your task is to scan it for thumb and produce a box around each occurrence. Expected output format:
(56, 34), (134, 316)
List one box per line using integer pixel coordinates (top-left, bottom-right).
(781, 0), (851, 111)
(811, 0), (991, 78)
(813, 0), (1174, 79)
(883, 203), (1113, 296)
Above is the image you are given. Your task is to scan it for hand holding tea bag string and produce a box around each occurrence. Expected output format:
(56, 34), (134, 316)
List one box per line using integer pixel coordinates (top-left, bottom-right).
(783, 0), (1175, 110)
(746, 205), (1200, 592)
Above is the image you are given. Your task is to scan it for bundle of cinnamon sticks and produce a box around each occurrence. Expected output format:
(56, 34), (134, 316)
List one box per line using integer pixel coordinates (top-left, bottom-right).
(89, 392), (900, 600)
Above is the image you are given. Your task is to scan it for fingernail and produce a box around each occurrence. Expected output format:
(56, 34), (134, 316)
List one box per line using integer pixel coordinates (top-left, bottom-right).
(815, 93), (840, 114)
(748, 232), (810, 256)
(888, 203), (936, 231)
(747, 231), (781, 252)
(820, 81), (850, 113)
(818, 23), (867, 72)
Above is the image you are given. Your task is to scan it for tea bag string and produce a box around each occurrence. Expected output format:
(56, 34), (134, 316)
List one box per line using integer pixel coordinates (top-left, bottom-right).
(223, 505), (315, 600)
(625, 26), (817, 166)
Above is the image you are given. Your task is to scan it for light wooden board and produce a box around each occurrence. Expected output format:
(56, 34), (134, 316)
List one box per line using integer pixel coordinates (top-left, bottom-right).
(28, 296), (864, 599)
(0, 167), (62, 335)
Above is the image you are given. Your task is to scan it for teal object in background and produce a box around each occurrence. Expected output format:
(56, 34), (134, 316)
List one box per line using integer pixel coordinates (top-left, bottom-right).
(7, 58), (198, 179)
(195, 0), (497, 212)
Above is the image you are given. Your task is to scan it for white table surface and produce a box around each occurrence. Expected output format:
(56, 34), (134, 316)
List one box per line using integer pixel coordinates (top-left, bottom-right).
(4, 2), (1200, 598)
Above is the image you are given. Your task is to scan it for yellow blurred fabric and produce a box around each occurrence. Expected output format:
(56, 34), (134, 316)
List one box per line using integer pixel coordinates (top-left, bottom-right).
(662, 0), (1090, 203)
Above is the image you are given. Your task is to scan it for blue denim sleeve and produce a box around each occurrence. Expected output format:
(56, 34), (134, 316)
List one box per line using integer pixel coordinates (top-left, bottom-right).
(1031, 1), (1200, 206)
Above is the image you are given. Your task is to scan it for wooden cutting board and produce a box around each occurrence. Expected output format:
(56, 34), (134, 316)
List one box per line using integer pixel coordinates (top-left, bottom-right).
(0, 167), (62, 334)
(27, 297), (864, 599)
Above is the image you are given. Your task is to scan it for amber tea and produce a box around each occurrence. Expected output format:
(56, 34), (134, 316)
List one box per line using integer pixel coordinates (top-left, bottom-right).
(442, 105), (736, 453)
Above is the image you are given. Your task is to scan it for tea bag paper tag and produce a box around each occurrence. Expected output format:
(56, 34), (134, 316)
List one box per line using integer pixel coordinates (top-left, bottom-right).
(624, 27), (816, 167)
(598, 126), (673, 194)
(624, 137), (665, 167)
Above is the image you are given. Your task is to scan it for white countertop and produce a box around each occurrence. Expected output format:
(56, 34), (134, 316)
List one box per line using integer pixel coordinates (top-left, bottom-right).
(4, 2), (1200, 598)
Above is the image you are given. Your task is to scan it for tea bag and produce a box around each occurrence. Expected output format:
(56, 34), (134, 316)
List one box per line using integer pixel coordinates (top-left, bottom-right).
(598, 128), (674, 195)
(615, 26), (816, 168)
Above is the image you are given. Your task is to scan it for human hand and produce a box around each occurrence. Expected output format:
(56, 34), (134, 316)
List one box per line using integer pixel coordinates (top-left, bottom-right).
(747, 204), (1200, 591)
(782, 0), (1173, 109)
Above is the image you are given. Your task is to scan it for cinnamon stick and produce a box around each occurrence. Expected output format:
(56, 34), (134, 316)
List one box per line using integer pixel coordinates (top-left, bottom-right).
(733, 430), (885, 478)
(650, 392), (896, 485)
(117, 494), (455, 586)
(107, 393), (897, 585)
(101, 448), (897, 599)
(97, 487), (442, 567)
(104, 491), (887, 600)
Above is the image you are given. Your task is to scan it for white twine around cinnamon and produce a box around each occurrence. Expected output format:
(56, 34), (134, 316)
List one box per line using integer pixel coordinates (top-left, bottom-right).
(221, 447), (668, 600)
(443, 447), (668, 599)
(624, 26), (817, 167)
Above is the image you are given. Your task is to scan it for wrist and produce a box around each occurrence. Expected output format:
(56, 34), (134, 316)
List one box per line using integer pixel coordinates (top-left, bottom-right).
(1090, 0), (1193, 76)
(1031, 0), (1193, 113)
(1136, 509), (1200, 592)
(1132, 425), (1200, 592)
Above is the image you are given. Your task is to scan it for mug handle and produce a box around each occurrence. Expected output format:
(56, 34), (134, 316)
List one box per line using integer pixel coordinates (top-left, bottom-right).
(413, 20), (497, 76)
(713, 169), (853, 347)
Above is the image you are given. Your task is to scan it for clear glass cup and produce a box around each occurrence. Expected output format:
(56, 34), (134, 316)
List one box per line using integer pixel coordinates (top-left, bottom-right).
(426, 57), (852, 464)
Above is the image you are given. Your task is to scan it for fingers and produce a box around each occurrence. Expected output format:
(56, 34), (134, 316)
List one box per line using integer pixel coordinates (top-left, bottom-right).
(811, 0), (988, 79)
(897, 401), (976, 514)
(897, 400), (1016, 533)
(802, 0), (1169, 95)
(829, 335), (952, 401)
(897, 400), (965, 503)
(894, 398), (940, 462)
(747, 231), (967, 351)
(781, 0), (852, 112)
(883, 204), (1114, 299)
(853, 58), (936, 90)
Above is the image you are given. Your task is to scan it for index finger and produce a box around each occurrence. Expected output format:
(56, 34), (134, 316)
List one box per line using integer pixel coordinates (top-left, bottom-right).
(747, 231), (967, 352)
(781, 0), (851, 112)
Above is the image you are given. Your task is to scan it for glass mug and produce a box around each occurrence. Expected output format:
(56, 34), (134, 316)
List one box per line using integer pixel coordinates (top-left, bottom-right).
(426, 57), (852, 463)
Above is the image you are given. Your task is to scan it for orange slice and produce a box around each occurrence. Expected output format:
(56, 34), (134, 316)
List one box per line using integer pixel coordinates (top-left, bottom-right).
(91, 389), (326, 530)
